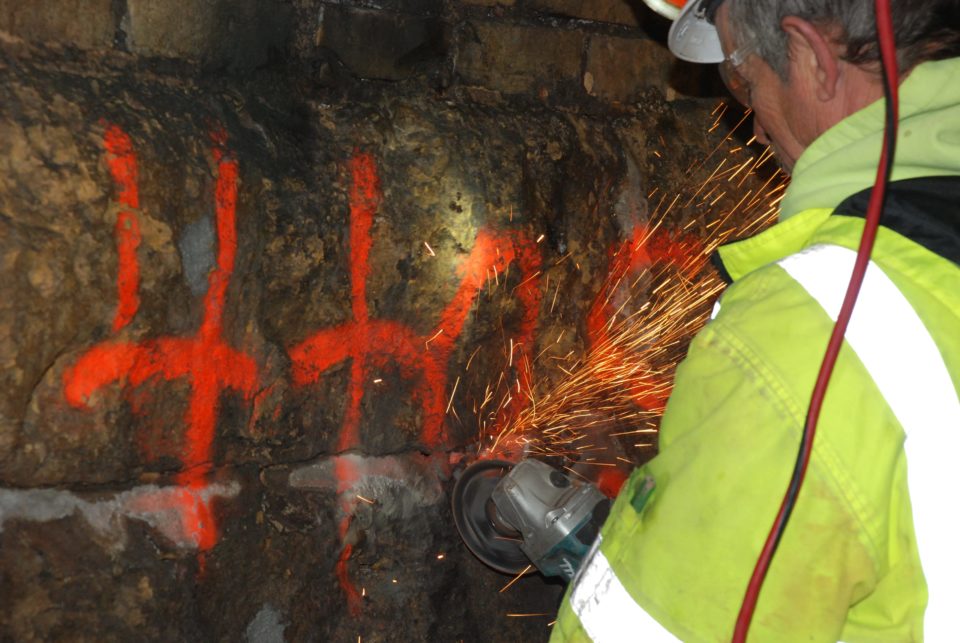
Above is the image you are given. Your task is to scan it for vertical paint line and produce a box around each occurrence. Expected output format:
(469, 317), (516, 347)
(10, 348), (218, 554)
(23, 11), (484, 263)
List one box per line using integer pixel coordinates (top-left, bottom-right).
(103, 124), (141, 332)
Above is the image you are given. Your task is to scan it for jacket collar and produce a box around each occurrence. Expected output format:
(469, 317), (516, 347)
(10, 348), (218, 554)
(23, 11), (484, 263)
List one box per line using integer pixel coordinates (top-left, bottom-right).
(780, 57), (960, 220)
(716, 207), (830, 282)
(718, 57), (960, 280)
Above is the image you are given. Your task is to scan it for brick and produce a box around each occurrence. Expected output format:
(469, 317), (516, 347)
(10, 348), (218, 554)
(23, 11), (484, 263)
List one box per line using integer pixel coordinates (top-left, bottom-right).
(0, 0), (116, 49)
(125, 0), (291, 69)
(585, 35), (672, 102)
(383, 0), (445, 14)
(317, 5), (444, 80)
(458, 22), (584, 95)
(126, 0), (216, 59)
(460, 0), (517, 6)
(528, 0), (640, 27)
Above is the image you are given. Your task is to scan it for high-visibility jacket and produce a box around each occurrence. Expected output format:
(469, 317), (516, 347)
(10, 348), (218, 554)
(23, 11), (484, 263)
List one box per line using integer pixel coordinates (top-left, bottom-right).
(551, 56), (960, 642)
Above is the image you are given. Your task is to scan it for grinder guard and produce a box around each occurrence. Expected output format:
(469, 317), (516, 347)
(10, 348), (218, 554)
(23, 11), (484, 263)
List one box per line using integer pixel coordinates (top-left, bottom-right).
(453, 458), (610, 581)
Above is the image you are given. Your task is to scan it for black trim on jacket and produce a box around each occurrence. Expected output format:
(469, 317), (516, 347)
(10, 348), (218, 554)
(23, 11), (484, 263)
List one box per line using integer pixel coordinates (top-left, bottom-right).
(833, 176), (960, 267)
(710, 250), (734, 285)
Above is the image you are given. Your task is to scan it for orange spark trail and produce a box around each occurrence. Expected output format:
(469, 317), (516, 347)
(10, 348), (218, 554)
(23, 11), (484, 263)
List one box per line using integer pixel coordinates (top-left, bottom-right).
(468, 105), (788, 480)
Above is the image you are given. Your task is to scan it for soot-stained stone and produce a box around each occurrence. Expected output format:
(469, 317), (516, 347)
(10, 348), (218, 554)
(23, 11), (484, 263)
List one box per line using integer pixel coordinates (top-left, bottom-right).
(527, 0), (643, 27)
(0, 35), (764, 641)
(124, 0), (293, 70)
(316, 5), (447, 81)
(457, 21), (585, 96)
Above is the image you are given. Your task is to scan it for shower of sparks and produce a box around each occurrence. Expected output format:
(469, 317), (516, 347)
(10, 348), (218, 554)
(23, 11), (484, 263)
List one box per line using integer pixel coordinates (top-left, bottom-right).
(458, 104), (787, 472)
(489, 274), (725, 463)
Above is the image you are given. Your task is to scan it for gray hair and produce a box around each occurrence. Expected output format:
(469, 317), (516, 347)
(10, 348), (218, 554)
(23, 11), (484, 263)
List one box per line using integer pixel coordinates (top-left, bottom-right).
(718, 0), (960, 78)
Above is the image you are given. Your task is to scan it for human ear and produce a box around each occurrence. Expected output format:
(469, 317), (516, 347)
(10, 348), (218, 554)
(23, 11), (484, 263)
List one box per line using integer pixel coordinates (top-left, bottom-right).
(780, 16), (841, 102)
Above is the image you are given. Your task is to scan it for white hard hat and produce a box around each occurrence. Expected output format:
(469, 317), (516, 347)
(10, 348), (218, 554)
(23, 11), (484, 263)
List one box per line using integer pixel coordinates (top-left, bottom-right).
(642, 0), (684, 19)
(663, 0), (726, 64)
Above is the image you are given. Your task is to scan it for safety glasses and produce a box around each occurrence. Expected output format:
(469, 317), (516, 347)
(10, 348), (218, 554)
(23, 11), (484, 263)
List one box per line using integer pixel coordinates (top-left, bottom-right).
(718, 42), (754, 106)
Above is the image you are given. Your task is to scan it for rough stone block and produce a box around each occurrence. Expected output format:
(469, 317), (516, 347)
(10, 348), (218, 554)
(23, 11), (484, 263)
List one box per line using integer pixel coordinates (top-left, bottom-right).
(528, 0), (641, 27)
(457, 22), (584, 95)
(125, 0), (214, 59)
(125, 0), (291, 69)
(317, 5), (445, 80)
(460, 0), (517, 6)
(585, 35), (672, 102)
(381, 0), (445, 14)
(0, 0), (116, 49)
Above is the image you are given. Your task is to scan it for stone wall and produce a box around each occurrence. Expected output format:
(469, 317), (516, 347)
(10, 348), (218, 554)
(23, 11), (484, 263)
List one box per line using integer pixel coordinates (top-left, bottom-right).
(0, 0), (720, 102)
(0, 2), (756, 641)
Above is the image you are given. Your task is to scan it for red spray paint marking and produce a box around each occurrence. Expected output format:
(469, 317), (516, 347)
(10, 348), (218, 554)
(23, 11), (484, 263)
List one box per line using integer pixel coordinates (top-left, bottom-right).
(290, 151), (542, 608)
(586, 225), (705, 410)
(64, 124), (258, 557)
(103, 124), (142, 332)
(290, 152), (542, 450)
(596, 468), (629, 498)
(334, 456), (363, 615)
(123, 485), (232, 550)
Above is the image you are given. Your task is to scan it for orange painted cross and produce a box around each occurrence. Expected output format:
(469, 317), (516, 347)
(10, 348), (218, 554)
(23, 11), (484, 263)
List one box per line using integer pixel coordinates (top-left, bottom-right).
(289, 151), (543, 613)
(63, 123), (259, 557)
(289, 151), (542, 453)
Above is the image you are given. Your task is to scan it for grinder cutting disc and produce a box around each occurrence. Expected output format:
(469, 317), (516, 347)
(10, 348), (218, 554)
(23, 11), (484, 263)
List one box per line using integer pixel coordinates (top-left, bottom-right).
(452, 460), (529, 575)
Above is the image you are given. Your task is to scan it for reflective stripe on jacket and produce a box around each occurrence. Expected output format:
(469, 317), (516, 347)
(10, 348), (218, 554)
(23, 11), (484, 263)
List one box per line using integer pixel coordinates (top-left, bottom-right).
(779, 243), (960, 639)
(551, 57), (960, 642)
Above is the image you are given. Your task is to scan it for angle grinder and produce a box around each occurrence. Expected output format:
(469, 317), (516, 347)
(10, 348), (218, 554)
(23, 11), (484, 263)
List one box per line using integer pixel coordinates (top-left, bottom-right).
(451, 458), (611, 581)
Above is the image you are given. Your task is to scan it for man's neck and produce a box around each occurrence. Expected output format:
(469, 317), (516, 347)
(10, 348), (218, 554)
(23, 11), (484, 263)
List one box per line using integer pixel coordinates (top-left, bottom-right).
(813, 62), (886, 143)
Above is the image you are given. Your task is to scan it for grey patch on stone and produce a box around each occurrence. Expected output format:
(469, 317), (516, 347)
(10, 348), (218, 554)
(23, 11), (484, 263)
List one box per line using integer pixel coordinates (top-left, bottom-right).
(245, 604), (287, 643)
(178, 214), (215, 296)
(0, 488), (81, 527)
(0, 481), (240, 549)
(289, 453), (446, 518)
(613, 155), (648, 236)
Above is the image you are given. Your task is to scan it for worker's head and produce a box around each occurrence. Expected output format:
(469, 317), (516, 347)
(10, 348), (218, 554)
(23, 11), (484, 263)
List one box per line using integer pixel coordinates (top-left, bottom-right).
(701, 0), (960, 172)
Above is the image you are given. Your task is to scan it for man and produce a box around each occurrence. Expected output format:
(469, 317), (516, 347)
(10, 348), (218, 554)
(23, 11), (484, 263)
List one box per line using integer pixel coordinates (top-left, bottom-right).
(551, 0), (960, 640)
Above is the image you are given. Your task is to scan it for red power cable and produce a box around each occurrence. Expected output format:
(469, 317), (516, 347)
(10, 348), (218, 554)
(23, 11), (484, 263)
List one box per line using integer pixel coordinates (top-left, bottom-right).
(731, 1), (901, 640)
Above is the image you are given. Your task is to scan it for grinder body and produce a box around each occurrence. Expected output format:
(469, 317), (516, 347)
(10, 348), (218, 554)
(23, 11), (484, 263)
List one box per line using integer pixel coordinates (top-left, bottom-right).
(453, 458), (610, 581)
